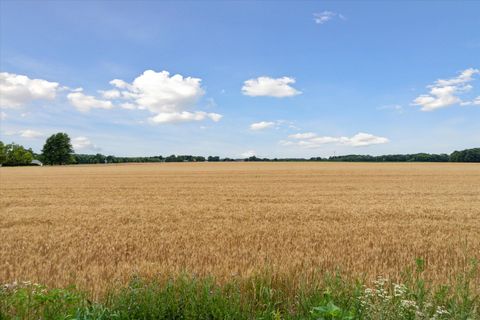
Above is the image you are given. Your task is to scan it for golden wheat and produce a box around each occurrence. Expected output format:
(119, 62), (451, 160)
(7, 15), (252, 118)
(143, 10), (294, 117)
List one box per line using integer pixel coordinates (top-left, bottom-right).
(1, 162), (479, 296)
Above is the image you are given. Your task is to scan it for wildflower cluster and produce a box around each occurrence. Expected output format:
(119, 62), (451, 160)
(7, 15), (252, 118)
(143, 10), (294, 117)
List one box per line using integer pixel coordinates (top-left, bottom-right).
(357, 277), (451, 320)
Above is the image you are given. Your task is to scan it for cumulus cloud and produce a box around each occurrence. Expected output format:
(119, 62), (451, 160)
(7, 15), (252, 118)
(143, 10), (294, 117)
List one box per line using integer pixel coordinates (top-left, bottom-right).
(313, 11), (346, 24)
(413, 68), (479, 111)
(67, 91), (114, 112)
(250, 121), (276, 131)
(72, 136), (101, 151)
(0, 70), (222, 125)
(109, 79), (130, 89)
(149, 111), (222, 124)
(242, 76), (301, 97)
(0, 72), (59, 109)
(281, 132), (389, 148)
(109, 70), (204, 112)
(106, 70), (221, 124)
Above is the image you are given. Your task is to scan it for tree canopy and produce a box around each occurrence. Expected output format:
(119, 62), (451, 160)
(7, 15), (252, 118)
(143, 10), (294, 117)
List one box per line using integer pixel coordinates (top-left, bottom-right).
(0, 141), (34, 166)
(449, 148), (480, 162)
(41, 133), (74, 165)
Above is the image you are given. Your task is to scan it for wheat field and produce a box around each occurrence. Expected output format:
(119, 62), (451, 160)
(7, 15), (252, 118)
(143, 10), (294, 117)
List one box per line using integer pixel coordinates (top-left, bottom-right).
(1, 162), (479, 296)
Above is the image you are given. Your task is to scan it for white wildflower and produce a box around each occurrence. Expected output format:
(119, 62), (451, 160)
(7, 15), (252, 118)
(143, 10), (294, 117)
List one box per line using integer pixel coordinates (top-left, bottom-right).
(364, 288), (373, 296)
(394, 283), (407, 297)
(401, 299), (417, 309)
(435, 306), (449, 315)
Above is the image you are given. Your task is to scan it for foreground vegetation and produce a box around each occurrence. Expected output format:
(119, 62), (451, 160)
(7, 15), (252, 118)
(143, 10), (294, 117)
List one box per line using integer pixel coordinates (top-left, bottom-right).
(1, 261), (479, 320)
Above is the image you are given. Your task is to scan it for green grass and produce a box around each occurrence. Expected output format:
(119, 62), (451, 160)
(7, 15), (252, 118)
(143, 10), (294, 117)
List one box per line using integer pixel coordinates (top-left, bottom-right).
(1, 260), (479, 320)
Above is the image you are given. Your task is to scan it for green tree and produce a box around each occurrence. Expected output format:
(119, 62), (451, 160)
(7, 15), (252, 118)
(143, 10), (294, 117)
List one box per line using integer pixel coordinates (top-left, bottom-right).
(450, 148), (480, 162)
(0, 141), (6, 165)
(42, 133), (74, 165)
(3, 143), (33, 166)
(208, 156), (220, 162)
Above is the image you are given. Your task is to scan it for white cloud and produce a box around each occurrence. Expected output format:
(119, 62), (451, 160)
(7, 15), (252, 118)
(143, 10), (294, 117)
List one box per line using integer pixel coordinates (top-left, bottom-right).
(413, 86), (461, 111)
(279, 140), (294, 146)
(0, 111), (6, 120)
(19, 129), (44, 139)
(342, 132), (389, 147)
(107, 70), (221, 124)
(313, 11), (336, 24)
(67, 91), (114, 112)
(110, 70), (204, 113)
(0, 72), (59, 109)
(149, 111), (222, 124)
(249, 120), (294, 131)
(0, 70), (222, 125)
(3, 129), (45, 139)
(242, 76), (301, 97)
(208, 113), (223, 122)
(313, 11), (345, 24)
(99, 89), (121, 99)
(288, 132), (317, 139)
(241, 150), (256, 158)
(250, 121), (276, 131)
(434, 68), (478, 87)
(109, 79), (130, 89)
(119, 102), (137, 110)
(72, 136), (100, 152)
(460, 96), (480, 106)
(413, 68), (479, 111)
(282, 132), (389, 148)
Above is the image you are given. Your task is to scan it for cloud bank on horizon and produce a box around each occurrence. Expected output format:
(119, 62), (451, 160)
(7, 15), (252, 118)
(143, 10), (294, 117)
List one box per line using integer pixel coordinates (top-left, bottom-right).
(281, 132), (389, 148)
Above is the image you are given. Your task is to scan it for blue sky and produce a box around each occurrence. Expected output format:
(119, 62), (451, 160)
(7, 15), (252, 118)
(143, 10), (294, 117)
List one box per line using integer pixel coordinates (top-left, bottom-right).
(0, 1), (479, 158)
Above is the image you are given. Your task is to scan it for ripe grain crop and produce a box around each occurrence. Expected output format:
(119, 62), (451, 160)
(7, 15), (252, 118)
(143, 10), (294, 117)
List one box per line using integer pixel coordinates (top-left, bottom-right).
(1, 162), (479, 297)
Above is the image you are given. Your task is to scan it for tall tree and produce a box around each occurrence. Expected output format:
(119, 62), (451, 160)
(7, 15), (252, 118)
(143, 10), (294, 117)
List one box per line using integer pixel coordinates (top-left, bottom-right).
(42, 133), (74, 165)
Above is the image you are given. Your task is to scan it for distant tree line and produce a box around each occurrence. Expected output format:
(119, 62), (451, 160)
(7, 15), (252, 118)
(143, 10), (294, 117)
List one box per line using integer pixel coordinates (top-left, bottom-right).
(320, 149), (479, 162)
(73, 154), (238, 164)
(319, 153), (451, 162)
(74, 154), (165, 164)
(1, 133), (479, 166)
